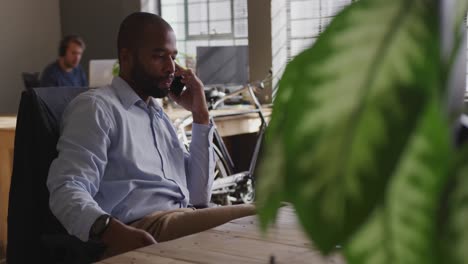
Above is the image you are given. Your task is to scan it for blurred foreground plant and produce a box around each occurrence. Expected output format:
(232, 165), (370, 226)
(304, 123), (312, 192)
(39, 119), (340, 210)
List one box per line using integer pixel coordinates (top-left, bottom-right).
(257, 0), (468, 263)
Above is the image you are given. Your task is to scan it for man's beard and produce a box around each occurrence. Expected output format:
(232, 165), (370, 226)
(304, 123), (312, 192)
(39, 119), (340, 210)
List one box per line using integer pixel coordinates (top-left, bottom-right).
(64, 59), (77, 69)
(131, 58), (169, 98)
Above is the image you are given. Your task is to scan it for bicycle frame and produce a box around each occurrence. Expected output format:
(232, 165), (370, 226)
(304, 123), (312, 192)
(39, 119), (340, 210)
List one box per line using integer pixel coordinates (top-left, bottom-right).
(209, 84), (267, 178)
(174, 83), (269, 203)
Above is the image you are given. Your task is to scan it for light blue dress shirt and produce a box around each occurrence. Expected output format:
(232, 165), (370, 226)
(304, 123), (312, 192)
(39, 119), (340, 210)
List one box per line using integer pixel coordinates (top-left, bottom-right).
(47, 76), (215, 242)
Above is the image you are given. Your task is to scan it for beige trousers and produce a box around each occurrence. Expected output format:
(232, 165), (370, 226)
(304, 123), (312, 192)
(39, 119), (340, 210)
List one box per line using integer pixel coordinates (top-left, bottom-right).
(129, 204), (256, 242)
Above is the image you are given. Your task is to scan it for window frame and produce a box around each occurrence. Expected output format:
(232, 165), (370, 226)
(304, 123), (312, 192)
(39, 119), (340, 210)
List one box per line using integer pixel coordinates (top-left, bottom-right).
(184, 0), (236, 40)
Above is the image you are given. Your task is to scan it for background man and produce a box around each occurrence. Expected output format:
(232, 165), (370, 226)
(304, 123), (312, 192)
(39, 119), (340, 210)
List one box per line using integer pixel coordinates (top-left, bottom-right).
(40, 35), (87, 87)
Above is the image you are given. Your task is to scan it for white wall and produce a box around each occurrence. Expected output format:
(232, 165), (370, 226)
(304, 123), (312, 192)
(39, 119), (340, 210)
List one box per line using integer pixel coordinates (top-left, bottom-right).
(0, 0), (61, 114)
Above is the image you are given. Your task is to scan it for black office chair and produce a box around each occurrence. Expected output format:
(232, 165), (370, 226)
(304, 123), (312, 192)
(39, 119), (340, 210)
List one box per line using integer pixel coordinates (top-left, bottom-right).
(21, 72), (41, 90)
(7, 86), (105, 264)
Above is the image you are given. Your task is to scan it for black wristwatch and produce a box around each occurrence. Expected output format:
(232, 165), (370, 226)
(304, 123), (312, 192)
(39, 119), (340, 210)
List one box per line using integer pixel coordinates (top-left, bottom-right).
(89, 214), (112, 241)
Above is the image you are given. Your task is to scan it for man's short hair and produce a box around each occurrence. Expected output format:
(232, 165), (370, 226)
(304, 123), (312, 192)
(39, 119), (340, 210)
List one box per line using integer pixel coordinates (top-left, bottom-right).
(117, 12), (172, 61)
(59, 35), (86, 57)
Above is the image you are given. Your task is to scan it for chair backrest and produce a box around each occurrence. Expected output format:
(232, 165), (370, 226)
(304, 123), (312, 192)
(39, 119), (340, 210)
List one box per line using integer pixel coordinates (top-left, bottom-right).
(21, 72), (41, 90)
(6, 86), (105, 263)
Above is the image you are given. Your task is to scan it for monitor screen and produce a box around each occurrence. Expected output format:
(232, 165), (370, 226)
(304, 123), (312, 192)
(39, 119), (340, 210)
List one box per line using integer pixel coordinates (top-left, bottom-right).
(196, 46), (249, 87)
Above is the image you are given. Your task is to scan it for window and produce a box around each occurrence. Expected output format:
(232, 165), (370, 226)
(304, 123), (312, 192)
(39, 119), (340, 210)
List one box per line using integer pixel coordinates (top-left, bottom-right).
(160, 0), (248, 68)
(271, 0), (353, 98)
(466, 15), (468, 91)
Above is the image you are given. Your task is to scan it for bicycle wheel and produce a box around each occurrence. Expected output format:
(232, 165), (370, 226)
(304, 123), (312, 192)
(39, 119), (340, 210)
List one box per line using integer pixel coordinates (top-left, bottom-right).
(211, 145), (233, 205)
(211, 144), (255, 205)
(179, 134), (252, 205)
(239, 178), (255, 204)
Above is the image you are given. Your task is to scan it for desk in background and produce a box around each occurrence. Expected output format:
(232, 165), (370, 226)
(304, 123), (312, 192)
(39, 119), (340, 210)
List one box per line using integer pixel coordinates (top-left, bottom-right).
(167, 105), (271, 137)
(98, 206), (344, 264)
(0, 116), (15, 260)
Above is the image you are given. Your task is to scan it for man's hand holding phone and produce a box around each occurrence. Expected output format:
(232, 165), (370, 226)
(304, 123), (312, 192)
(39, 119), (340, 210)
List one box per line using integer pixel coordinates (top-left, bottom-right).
(169, 64), (209, 125)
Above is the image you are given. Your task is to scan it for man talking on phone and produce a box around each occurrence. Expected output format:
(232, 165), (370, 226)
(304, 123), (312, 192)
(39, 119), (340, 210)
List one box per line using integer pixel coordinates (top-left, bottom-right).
(47, 12), (255, 259)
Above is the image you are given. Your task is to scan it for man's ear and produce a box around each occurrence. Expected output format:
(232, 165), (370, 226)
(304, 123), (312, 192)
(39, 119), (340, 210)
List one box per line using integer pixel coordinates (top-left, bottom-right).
(119, 48), (135, 75)
(120, 48), (133, 66)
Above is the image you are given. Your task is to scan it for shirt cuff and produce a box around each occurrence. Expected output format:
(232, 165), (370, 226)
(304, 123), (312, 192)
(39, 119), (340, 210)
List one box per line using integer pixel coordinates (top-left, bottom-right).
(75, 206), (108, 242)
(191, 122), (214, 146)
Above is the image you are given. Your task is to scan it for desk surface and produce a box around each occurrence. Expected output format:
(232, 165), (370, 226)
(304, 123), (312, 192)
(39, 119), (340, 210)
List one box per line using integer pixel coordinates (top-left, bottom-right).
(0, 116), (15, 131)
(98, 207), (345, 264)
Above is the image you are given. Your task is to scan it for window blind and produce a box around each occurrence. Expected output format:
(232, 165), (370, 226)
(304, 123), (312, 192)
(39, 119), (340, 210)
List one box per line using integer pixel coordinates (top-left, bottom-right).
(466, 15), (468, 91)
(271, 0), (353, 98)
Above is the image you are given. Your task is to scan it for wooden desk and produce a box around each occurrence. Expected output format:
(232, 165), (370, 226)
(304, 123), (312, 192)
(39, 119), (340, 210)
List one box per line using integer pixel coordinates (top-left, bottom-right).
(98, 207), (345, 264)
(167, 105), (271, 137)
(0, 116), (16, 259)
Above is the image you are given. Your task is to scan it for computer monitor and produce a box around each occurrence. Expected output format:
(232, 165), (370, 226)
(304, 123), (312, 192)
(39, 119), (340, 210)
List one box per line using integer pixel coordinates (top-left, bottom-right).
(89, 59), (117, 88)
(196, 46), (249, 87)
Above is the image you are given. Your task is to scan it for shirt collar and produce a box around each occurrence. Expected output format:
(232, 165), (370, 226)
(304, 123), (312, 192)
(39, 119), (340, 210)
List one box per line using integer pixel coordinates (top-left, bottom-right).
(111, 76), (164, 115)
(112, 76), (142, 110)
(148, 98), (163, 114)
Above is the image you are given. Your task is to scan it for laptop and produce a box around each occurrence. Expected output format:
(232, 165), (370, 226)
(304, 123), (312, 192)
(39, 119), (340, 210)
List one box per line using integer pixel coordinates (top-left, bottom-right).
(89, 59), (117, 88)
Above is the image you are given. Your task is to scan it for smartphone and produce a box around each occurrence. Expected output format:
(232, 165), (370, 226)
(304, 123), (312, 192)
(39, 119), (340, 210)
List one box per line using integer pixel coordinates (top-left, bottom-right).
(170, 72), (185, 96)
(170, 76), (185, 96)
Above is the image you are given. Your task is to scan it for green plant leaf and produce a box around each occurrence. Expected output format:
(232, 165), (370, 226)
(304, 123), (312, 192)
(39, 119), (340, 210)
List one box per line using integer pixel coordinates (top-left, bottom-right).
(258, 0), (440, 253)
(256, 49), (306, 230)
(345, 99), (451, 264)
(439, 145), (468, 264)
(256, 140), (286, 231)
